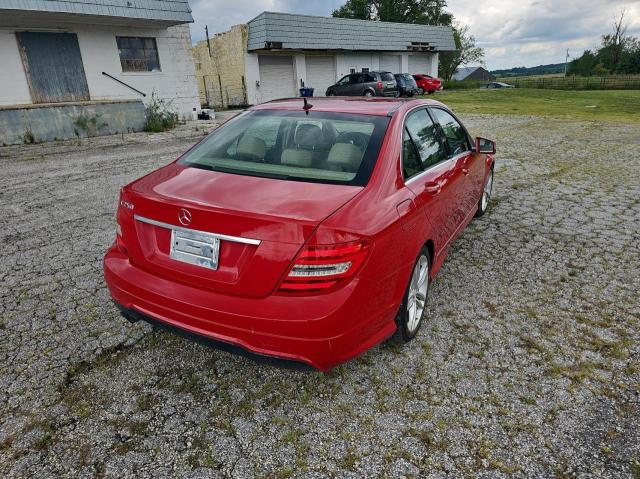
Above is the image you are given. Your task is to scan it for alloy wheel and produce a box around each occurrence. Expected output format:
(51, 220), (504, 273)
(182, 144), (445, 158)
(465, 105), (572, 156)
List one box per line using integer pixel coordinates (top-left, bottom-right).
(481, 169), (494, 212)
(406, 255), (429, 334)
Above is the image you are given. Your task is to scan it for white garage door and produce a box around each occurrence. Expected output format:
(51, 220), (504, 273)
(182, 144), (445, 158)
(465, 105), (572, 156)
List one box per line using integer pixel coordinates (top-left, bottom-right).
(379, 54), (401, 74)
(258, 55), (295, 103)
(305, 56), (336, 96)
(408, 55), (429, 75)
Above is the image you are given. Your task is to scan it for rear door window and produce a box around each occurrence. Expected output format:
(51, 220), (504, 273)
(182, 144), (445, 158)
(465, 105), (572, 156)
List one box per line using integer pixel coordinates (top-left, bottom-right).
(431, 109), (471, 156)
(402, 128), (423, 179)
(404, 109), (448, 169)
(363, 73), (376, 83)
(349, 74), (364, 84)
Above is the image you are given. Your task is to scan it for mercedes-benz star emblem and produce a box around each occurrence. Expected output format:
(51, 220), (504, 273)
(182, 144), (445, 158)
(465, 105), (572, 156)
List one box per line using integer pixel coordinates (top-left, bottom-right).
(178, 208), (192, 226)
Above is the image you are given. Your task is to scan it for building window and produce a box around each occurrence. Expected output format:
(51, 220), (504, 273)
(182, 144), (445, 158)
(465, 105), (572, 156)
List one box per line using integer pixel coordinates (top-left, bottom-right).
(349, 67), (356, 74)
(116, 36), (161, 72)
(362, 67), (370, 73)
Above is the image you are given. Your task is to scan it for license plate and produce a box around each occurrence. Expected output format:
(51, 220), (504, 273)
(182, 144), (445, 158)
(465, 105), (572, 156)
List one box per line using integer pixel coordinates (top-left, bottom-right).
(170, 228), (220, 270)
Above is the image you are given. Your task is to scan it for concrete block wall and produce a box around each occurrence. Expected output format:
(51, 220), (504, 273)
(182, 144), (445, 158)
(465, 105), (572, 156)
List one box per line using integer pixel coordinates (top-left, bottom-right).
(192, 25), (248, 108)
(0, 100), (145, 146)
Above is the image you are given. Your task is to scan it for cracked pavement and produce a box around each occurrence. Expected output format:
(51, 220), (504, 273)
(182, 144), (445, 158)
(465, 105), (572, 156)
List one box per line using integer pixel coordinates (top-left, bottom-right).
(0, 114), (638, 478)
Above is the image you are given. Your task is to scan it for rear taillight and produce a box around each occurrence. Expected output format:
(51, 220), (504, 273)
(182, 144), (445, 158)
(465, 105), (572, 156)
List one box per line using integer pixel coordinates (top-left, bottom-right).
(377, 81), (384, 90)
(115, 190), (130, 253)
(278, 240), (369, 293)
(115, 221), (127, 253)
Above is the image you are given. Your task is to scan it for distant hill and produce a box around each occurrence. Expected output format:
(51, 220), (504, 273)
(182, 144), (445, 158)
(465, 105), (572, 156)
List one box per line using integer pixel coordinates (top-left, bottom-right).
(491, 63), (566, 77)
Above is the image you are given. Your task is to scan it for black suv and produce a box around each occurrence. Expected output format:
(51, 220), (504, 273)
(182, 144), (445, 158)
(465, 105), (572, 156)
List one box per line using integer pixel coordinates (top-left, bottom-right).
(326, 71), (398, 97)
(394, 73), (419, 97)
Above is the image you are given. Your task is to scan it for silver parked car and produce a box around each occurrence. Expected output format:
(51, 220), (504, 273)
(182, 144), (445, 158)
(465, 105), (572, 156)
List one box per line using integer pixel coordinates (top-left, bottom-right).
(485, 82), (515, 89)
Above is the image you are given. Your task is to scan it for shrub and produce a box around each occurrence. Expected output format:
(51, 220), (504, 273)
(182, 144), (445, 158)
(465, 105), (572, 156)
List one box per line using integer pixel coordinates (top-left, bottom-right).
(144, 93), (179, 132)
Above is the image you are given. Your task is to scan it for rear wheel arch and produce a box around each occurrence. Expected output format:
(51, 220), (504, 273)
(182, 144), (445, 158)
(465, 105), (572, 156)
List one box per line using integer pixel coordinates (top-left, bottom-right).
(424, 239), (435, 268)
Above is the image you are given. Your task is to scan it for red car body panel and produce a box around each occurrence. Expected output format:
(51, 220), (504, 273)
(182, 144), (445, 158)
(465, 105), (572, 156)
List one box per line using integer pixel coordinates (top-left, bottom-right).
(413, 74), (443, 93)
(103, 98), (494, 370)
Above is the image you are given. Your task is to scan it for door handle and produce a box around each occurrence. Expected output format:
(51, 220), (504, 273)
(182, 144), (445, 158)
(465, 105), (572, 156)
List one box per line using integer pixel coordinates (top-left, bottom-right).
(462, 167), (470, 175)
(424, 181), (442, 195)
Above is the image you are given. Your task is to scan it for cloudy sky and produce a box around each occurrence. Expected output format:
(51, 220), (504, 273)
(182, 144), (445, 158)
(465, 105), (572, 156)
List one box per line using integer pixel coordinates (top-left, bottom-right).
(188, 0), (640, 70)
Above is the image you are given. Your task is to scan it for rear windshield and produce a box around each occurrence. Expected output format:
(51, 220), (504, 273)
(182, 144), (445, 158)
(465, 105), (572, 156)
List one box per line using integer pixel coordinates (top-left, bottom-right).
(381, 72), (395, 81)
(179, 110), (390, 186)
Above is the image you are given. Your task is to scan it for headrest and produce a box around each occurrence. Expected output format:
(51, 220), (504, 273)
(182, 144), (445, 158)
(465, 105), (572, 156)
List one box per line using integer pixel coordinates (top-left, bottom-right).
(237, 135), (266, 160)
(327, 143), (363, 172)
(281, 149), (313, 167)
(295, 124), (322, 149)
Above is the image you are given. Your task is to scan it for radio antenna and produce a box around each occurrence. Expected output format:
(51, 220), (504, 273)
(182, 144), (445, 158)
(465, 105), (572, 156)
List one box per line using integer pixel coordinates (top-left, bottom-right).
(303, 97), (313, 115)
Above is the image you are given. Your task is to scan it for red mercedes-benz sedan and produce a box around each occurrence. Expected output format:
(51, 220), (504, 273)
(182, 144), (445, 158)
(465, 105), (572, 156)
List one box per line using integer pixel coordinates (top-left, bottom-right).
(104, 97), (495, 370)
(413, 74), (443, 95)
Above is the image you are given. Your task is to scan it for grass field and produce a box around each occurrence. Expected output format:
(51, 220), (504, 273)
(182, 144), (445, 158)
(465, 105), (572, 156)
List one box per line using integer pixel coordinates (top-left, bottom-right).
(428, 89), (640, 123)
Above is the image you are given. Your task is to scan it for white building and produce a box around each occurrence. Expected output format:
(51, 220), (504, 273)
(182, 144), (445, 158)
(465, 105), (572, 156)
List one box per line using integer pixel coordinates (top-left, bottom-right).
(0, 0), (200, 145)
(193, 12), (456, 108)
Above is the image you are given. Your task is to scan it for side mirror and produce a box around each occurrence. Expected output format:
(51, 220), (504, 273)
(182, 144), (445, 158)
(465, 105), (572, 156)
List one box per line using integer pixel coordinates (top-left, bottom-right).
(475, 137), (496, 154)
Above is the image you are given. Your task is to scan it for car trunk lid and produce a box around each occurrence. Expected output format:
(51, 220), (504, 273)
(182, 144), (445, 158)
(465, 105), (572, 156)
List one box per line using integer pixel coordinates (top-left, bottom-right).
(120, 163), (362, 298)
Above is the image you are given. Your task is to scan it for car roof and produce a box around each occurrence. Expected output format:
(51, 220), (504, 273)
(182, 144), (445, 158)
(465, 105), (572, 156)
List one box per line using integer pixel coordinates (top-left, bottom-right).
(251, 97), (446, 117)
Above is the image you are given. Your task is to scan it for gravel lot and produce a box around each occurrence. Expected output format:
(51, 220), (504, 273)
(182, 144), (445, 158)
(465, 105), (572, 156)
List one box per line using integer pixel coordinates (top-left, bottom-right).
(1, 113), (638, 478)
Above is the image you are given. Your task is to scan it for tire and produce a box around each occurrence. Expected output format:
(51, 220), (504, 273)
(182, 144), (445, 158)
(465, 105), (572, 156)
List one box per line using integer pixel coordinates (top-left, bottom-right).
(475, 167), (494, 217)
(327, 90), (336, 96)
(395, 247), (430, 341)
(428, 90), (435, 95)
(364, 90), (375, 97)
(416, 87), (424, 95)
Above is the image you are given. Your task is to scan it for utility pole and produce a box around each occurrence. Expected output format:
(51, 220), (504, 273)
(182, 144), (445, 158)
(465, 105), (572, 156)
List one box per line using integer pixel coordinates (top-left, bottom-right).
(205, 25), (212, 58)
(564, 48), (570, 77)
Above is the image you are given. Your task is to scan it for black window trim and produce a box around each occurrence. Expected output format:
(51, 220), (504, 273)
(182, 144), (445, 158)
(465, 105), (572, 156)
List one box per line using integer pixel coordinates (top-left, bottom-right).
(116, 35), (161, 73)
(400, 106), (452, 185)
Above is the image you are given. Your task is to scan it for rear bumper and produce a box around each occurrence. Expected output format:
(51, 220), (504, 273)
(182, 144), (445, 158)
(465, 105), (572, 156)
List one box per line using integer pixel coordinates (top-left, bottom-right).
(103, 245), (397, 370)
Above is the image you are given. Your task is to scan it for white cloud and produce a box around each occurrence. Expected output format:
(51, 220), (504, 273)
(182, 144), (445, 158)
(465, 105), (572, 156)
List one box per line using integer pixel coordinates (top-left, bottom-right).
(189, 0), (640, 70)
(448, 0), (640, 68)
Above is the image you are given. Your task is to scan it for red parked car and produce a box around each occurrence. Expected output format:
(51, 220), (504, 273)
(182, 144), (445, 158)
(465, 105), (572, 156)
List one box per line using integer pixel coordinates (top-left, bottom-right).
(413, 74), (443, 94)
(104, 98), (495, 371)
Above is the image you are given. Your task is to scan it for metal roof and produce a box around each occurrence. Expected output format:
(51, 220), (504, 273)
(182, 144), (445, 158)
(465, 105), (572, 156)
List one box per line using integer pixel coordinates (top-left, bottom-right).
(452, 66), (484, 80)
(247, 12), (456, 53)
(0, 0), (193, 25)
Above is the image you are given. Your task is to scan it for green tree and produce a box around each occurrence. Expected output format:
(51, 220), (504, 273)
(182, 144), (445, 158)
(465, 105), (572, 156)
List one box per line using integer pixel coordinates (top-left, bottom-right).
(332, 0), (371, 20)
(566, 10), (640, 75)
(438, 24), (485, 80)
(618, 38), (640, 74)
(332, 0), (452, 26)
(568, 50), (598, 76)
(601, 11), (629, 71)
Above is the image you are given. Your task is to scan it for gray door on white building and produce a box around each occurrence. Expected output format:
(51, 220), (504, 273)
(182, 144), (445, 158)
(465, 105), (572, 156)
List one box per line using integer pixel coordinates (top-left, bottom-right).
(16, 32), (90, 103)
(379, 54), (401, 74)
(258, 55), (295, 103)
(305, 56), (335, 96)
(408, 55), (430, 75)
